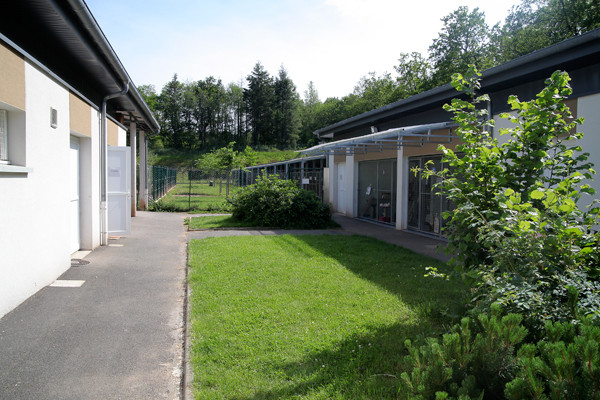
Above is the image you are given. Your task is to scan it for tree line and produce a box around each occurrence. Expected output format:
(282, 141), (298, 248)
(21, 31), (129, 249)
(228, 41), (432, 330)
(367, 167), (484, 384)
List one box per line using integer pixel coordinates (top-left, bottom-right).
(139, 0), (599, 152)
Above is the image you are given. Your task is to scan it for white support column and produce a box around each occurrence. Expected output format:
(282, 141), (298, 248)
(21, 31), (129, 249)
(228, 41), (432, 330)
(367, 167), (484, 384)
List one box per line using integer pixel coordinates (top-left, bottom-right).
(130, 121), (137, 217)
(344, 150), (356, 217)
(138, 130), (147, 210)
(396, 147), (407, 230)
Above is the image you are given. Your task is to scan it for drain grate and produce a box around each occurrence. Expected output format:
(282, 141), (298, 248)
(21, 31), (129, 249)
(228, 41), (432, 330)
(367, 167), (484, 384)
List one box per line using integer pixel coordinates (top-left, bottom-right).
(71, 258), (90, 267)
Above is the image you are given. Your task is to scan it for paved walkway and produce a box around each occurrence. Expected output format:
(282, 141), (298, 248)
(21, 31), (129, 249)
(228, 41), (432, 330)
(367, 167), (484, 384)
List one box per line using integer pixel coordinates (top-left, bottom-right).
(0, 212), (187, 400)
(0, 211), (448, 400)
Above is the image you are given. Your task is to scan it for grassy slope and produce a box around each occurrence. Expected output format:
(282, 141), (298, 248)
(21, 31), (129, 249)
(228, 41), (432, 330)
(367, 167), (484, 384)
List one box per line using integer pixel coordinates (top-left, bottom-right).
(188, 234), (465, 399)
(149, 147), (300, 169)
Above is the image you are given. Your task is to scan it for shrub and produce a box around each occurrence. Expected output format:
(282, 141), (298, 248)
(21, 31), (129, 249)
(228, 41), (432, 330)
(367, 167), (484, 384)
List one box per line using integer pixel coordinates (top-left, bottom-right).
(227, 175), (333, 229)
(399, 312), (600, 400)
(424, 67), (600, 333)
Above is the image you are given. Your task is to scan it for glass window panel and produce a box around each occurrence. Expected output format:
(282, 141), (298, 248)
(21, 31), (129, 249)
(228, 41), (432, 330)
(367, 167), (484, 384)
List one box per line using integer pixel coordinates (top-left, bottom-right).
(358, 161), (378, 220)
(408, 159), (420, 229)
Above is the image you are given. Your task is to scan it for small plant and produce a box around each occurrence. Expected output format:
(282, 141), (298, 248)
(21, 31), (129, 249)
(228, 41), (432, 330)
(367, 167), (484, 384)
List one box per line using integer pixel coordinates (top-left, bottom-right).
(399, 313), (600, 400)
(227, 175), (334, 229)
(506, 318), (600, 400)
(399, 309), (527, 400)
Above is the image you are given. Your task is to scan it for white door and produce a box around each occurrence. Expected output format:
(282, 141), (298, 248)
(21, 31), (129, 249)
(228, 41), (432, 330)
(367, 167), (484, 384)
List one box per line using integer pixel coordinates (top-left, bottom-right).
(69, 138), (80, 253)
(108, 146), (131, 235)
(337, 162), (345, 214)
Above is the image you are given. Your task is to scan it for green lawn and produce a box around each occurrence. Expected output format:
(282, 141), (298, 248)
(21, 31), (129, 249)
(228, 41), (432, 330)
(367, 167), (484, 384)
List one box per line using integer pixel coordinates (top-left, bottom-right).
(188, 234), (465, 399)
(150, 182), (236, 212)
(188, 215), (251, 229)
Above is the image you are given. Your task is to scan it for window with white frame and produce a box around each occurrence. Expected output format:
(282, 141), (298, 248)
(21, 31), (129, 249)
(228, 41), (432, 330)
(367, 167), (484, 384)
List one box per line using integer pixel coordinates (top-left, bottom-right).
(0, 109), (8, 164)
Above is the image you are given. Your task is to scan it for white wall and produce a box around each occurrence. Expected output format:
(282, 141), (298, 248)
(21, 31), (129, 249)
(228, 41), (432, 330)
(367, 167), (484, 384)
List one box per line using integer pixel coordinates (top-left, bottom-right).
(578, 93), (600, 206)
(117, 125), (126, 146)
(0, 62), (73, 318)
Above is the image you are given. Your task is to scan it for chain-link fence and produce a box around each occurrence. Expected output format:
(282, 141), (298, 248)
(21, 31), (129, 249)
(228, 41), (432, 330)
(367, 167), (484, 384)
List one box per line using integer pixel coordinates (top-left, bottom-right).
(232, 156), (326, 201)
(146, 156), (327, 212)
(148, 165), (177, 203)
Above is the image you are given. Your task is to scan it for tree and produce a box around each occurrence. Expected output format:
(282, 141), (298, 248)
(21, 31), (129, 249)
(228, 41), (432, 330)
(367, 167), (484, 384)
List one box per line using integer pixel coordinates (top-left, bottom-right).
(244, 62), (275, 148)
(353, 71), (401, 111)
(298, 81), (321, 148)
(394, 52), (434, 98)
(492, 0), (600, 63)
(138, 84), (164, 149)
(273, 66), (300, 149)
(157, 74), (185, 148)
(195, 151), (219, 185)
(214, 142), (240, 197)
(226, 82), (246, 148)
(428, 7), (494, 86)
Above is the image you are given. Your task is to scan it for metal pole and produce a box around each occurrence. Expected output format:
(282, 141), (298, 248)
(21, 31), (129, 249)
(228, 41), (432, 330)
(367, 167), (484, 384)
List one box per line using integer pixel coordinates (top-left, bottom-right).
(130, 121), (137, 217)
(138, 130), (147, 210)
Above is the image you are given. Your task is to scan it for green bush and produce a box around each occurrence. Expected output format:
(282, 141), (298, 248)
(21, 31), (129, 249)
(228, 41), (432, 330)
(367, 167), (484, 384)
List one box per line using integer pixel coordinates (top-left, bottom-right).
(423, 67), (600, 334)
(399, 312), (600, 400)
(227, 175), (333, 229)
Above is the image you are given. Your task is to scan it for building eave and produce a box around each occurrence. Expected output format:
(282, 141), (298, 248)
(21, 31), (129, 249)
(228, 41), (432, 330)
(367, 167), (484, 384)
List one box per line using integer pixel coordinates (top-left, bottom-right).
(1, 0), (159, 133)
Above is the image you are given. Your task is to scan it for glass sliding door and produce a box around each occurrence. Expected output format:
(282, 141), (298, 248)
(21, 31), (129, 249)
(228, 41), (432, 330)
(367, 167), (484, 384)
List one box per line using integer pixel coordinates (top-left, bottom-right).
(358, 161), (378, 219)
(357, 159), (397, 225)
(407, 155), (451, 236)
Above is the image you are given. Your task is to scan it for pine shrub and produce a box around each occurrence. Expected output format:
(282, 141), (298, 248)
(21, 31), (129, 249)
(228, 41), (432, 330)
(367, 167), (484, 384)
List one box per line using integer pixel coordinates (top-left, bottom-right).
(399, 312), (600, 400)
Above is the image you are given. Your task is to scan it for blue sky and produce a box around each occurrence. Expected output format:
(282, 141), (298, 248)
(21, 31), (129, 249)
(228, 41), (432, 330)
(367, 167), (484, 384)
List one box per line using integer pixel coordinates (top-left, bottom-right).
(85, 0), (519, 100)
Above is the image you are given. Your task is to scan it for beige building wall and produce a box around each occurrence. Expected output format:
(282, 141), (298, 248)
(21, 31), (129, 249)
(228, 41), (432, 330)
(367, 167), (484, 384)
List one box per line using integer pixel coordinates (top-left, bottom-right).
(0, 41), (25, 110)
(69, 93), (92, 137)
(107, 119), (119, 146)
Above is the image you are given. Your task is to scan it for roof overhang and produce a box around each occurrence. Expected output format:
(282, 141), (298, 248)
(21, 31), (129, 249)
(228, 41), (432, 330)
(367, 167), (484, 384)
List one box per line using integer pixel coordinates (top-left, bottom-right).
(1, 0), (159, 133)
(302, 121), (457, 156)
(314, 28), (600, 141)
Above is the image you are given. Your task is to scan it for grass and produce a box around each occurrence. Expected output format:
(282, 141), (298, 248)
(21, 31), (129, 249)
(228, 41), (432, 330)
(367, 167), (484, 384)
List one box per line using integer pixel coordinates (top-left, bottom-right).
(253, 149), (300, 165)
(149, 148), (201, 168)
(188, 234), (466, 399)
(148, 147), (300, 170)
(188, 215), (251, 229)
(149, 182), (235, 213)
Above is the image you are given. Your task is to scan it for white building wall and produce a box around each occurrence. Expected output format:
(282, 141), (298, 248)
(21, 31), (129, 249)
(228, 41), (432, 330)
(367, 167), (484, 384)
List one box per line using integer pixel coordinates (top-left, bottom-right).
(0, 62), (73, 318)
(77, 107), (101, 250)
(117, 125), (126, 146)
(577, 93), (600, 205)
(494, 95), (600, 209)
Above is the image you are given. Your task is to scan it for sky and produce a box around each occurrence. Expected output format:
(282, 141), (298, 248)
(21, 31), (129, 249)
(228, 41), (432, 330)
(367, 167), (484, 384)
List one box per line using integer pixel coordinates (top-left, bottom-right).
(85, 0), (519, 100)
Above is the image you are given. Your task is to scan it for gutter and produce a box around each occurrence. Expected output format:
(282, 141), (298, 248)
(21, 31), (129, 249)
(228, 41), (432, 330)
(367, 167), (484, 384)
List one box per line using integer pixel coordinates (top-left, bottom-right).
(64, 0), (160, 133)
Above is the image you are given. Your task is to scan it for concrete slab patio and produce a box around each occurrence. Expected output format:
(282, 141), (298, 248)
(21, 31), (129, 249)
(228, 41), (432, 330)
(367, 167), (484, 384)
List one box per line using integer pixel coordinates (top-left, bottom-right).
(0, 211), (448, 400)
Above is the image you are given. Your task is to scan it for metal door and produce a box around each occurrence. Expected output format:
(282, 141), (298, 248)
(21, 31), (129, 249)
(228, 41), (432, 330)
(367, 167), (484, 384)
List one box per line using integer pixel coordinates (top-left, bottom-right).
(69, 138), (80, 253)
(108, 146), (131, 235)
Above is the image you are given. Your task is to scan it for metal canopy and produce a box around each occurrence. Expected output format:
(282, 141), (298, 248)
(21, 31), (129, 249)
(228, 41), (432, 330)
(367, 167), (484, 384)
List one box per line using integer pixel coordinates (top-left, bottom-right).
(301, 121), (457, 156)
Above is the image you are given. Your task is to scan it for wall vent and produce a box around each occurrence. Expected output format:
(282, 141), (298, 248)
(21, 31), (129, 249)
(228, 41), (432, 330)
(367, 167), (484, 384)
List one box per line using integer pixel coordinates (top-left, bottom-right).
(50, 107), (58, 129)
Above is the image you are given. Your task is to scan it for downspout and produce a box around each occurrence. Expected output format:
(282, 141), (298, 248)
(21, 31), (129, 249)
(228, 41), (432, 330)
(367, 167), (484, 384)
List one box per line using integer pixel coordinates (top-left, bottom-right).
(100, 81), (130, 246)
